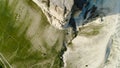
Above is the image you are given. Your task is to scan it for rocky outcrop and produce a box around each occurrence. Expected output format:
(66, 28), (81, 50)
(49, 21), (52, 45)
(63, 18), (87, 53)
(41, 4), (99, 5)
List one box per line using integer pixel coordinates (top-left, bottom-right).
(33, 0), (105, 29)
(33, 0), (74, 29)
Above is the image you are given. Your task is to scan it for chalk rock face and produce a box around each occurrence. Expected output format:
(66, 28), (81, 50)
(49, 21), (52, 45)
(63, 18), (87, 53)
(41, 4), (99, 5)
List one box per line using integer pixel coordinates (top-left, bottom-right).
(34, 0), (120, 68)
(33, 0), (74, 29)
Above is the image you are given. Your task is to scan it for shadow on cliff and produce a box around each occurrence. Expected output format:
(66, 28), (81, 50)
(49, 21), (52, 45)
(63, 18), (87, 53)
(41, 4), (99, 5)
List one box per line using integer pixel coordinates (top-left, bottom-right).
(65, 0), (120, 31)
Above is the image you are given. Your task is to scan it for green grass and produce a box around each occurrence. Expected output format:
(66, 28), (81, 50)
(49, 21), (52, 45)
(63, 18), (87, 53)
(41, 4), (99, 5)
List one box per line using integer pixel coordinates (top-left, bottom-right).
(0, 0), (35, 66)
(78, 24), (103, 36)
(0, 0), (63, 68)
(0, 61), (4, 68)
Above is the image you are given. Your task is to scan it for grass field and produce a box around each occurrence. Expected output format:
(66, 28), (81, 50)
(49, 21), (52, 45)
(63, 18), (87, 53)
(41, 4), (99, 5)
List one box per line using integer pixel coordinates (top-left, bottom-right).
(0, 0), (64, 68)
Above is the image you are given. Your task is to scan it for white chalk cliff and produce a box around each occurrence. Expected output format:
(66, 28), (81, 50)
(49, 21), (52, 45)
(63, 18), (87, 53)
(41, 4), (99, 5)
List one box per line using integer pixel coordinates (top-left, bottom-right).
(33, 0), (120, 68)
